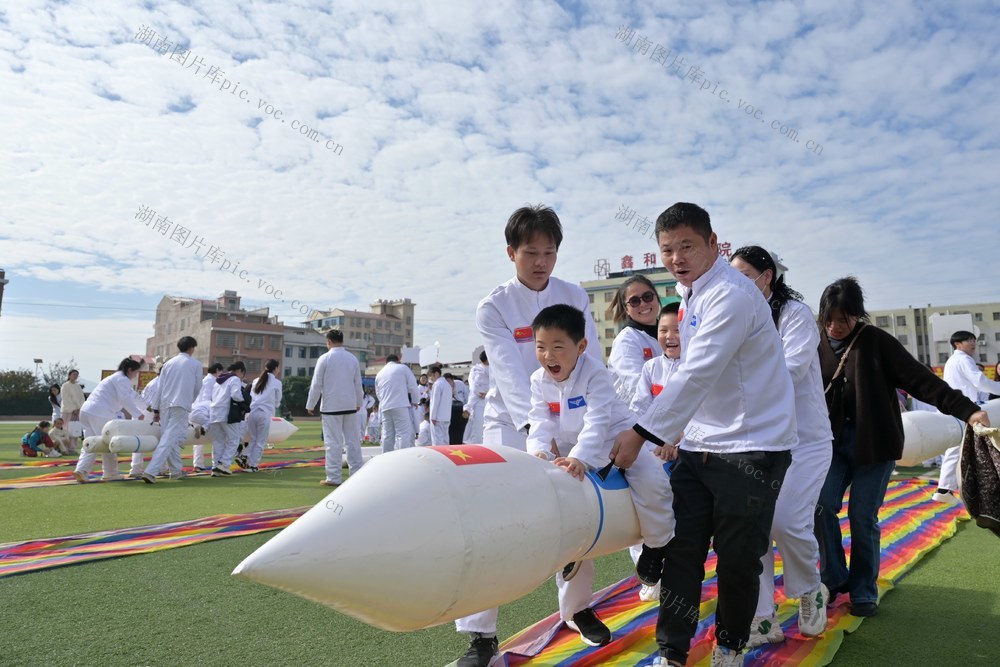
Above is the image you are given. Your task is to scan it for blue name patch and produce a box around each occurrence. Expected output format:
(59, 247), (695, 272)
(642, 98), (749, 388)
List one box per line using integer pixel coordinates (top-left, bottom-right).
(568, 396), (587, 409)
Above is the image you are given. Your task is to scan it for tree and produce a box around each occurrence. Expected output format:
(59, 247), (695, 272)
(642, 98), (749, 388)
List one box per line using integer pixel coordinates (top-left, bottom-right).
(41, 358), (79, 388)
(0, 369), (43, 396)
(282, 376), (312, 415)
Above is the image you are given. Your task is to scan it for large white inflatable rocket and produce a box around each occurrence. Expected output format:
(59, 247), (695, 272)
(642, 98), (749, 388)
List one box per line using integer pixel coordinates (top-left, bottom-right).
(233, 444), (642, 632)
(232, 400), (1000, 632)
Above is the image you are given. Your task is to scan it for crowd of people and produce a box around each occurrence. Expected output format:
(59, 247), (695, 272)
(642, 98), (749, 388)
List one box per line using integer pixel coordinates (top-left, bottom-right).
(447, 203), (990, 667)
(15, 200), (997, 667)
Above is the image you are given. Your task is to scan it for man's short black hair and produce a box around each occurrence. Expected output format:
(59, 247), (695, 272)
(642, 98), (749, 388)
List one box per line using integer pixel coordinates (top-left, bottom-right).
(428, 364), (443, 376)
(505, 204), (563, 250)
(177, 336), (198, 353)
(327, 330), (344, 343)
(660, 302), (680, 317)
(950, 330), (977, 348)
(531, 304), (586, 343)
(654, 202), (713, 243)
(386, 354), (399, 363)
(208, 362), (224, 373)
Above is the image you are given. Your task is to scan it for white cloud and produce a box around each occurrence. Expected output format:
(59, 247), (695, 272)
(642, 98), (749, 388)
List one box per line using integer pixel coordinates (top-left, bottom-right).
(1, 0), (998, 375)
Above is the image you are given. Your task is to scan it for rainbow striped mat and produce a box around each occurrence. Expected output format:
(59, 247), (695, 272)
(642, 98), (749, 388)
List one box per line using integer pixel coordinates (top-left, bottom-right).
(0, 458), (325, 490)
(496, 478), (966, 666)
(0, 506), (307, 578)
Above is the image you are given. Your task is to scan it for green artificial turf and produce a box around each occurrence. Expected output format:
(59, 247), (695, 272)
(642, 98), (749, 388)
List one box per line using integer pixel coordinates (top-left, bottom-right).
(2, 420), (999, 666)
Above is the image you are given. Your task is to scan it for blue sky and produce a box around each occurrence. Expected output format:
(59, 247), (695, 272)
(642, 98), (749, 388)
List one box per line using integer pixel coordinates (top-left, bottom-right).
(1, 0), (999, 382)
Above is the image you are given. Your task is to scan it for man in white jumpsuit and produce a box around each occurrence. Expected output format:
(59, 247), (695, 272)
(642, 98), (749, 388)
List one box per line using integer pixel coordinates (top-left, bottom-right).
(463, 351), (490, 444)
(427, 365), (452, 446)
(933, 330), (1000, 502)
(142, 337), (203, 484)
(306, 330), (364, 487)
(375, 354), (419, 452)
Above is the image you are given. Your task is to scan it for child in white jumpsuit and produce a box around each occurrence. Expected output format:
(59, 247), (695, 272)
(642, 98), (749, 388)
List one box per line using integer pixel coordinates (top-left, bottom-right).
(528, 304), (674, 647)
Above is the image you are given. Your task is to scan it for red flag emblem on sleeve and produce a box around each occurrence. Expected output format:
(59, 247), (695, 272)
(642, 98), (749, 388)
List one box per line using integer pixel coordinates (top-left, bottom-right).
(642, 347), (653, 359)
(429, 445), (507, 466)
(678, 308), (684, 322)
(548, 402), (560, 414)
(651, 384), (664, 396)
(513, 326), (534, 342)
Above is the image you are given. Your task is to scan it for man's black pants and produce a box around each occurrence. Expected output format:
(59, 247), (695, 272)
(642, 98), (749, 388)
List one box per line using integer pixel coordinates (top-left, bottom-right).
(657, 448), (791, 662)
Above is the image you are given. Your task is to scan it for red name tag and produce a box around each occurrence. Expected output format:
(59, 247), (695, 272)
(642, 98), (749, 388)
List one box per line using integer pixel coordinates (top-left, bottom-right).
(548, 402), (560, 414)
(651, 384), (664, 396)
(513, 326), (533, 342)
(642, 347), (653, 359)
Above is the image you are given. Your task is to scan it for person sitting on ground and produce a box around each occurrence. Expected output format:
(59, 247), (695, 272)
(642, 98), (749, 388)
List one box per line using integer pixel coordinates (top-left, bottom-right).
(21, 421), (59, 457)
(47, 417), (76, 455)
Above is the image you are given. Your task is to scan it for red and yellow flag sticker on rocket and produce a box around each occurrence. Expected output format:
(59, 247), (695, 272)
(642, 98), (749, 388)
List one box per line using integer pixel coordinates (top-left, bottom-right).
(429, 445), (507, 466)
(513, 326), (534, 342)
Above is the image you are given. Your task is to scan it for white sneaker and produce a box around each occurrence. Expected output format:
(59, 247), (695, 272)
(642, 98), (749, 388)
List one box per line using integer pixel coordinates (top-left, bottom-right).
(710, 645), (744, 667)
(639, 582), (661, 602)
(102, 473), (124, 482)
(746, 614), (784, 648)
(931, 490), (960, 505)
(798, 584), (829, 637)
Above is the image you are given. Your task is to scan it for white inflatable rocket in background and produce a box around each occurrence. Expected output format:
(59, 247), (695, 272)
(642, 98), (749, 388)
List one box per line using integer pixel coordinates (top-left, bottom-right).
(899, 398), (1000, 466)
(82, 417), (298, 453)
(232, 444), (641, 632)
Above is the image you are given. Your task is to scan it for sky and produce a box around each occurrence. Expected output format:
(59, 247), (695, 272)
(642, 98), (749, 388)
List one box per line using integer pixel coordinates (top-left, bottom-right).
(1, 0), (998, 382)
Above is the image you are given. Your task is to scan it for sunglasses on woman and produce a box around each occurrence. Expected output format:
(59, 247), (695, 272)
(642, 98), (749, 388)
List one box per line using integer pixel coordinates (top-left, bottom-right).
(625, 291), (657, 308)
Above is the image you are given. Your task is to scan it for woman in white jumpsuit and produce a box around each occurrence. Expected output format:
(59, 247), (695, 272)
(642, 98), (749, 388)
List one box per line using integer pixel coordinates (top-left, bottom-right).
(209, 362), (248, 476)
(731, 245), (834, 646)
(72, 358), (148, 482)
(242, 359), (282, 472)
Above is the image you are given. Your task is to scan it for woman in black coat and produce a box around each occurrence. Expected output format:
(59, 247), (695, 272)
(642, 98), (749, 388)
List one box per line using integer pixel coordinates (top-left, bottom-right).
(814, 277), (988, 617)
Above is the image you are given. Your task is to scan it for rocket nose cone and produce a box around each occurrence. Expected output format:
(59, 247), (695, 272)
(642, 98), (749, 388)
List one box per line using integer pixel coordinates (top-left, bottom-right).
(231, 449), (467, 631)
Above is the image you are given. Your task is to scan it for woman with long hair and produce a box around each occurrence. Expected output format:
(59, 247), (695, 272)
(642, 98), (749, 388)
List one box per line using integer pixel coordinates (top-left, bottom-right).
(815, 277), (987, 617)
(239, 359), (282, 472)
(72, 358), (147, 483)
(48, 384), (62, 422)
(209, 361), (248, 476)
(730, 245), (833, 645)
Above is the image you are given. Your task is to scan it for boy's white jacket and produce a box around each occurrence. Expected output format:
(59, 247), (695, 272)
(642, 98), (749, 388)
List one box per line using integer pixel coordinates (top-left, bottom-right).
(630, 354), (682, 418)
(775, 299), (833, 449)
(527, 353), (633, 470)
(477, 276), (601, 432)
(635, 257), (797, 453)
(608, 326), (660, 405)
